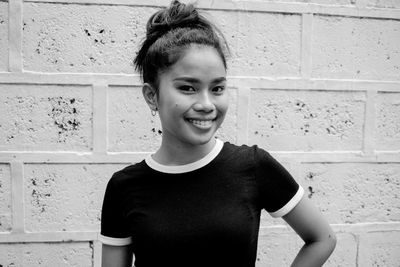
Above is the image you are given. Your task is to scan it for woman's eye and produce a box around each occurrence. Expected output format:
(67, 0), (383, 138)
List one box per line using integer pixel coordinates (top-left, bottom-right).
(212, 86), (225, 93)
(178, 85), (195, 92)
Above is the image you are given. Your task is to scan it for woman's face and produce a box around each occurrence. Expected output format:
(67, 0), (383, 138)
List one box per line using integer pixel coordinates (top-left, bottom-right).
(155, 45), (228, 148)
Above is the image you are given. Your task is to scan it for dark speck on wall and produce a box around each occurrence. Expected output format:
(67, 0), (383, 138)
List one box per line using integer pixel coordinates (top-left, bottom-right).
(308, 186), (315, 198)
(84, 29), (91, 36)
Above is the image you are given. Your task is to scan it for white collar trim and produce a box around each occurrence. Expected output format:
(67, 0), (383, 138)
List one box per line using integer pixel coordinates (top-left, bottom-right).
(145, 139), (224, 174)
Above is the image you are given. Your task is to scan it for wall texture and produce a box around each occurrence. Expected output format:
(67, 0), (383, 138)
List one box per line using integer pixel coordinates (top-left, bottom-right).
(0, 0), (399, 266)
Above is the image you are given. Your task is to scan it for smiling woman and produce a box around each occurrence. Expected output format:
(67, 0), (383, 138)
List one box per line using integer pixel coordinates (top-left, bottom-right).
(143, 45), (229, 163)
(99, 1), (336, 267)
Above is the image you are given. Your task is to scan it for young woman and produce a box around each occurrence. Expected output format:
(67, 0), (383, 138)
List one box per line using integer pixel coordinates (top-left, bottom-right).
(99, 1), (336, 266)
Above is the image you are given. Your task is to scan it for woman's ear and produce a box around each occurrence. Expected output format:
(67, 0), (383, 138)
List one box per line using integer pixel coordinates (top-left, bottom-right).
(142, 83), (158, 111)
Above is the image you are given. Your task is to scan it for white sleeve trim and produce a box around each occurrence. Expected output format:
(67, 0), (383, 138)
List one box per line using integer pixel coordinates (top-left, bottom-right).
(98, 234), (133, 246)
(269, 186), (304, 218)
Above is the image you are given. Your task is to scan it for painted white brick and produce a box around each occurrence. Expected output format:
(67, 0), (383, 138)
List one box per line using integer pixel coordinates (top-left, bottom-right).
(376, 91), (400, 151)
(107, 86), (163, 152)
(108, 86), (237, 152)
(24, 163), (128, 232)
(0, 242), (92, 267)
(312, 15), (400, 80)
(256, 232), (302, 266)
(299, 163), (400, 224)
(365, 0), (400, 8)
(358, 231), (400, 266)
(232, 12), (301, 77)
(0, 84), (92, 151)
(0, 163), (11, 232)
(23, 3), (158, 73)
(325, 233), (357, 267)
(257, 0), (354, 4)
(206, 10), (240, 76)
(0, 1), (8, 71)
(248, 89), (366, 151)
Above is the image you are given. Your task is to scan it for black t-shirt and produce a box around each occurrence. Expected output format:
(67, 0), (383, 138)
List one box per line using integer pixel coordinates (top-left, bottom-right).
(100, 140), (304, 267)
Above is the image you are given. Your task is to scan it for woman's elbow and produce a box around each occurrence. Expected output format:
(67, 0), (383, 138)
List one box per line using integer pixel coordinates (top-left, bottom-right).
(307, 231), (337, 255)
(330, 232), (337, 249)
(324, 232), (337, 255)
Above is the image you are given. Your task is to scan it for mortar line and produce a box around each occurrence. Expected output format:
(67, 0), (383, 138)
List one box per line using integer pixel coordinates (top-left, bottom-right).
(355, 233), (360, 267)
(363, 90), (377, 156)
(10, 161), (25, 234)
(1, 73), (400, 91)
(1, 221), (399, 242)
(258, 222), (400, 236)
(0, 231), (98, 243)
(1, 151), (400, 163)
(8, 0), (23, 72)
(236, 86), (250, 145)
(301, 13), (313, 79)
(234, 6), (250, 146)
(92, 82), (108, 154)
(93, 240), (102, 267)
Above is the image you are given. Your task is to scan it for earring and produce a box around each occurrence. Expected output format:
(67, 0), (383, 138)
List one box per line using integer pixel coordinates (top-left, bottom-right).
(151, 109), (157, 116)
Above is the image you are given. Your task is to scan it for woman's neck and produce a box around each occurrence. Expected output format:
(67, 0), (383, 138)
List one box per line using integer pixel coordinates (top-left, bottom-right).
(152, 138), (216, 166)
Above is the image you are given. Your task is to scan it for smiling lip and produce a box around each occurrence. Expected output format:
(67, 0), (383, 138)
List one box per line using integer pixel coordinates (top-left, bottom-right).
(186, 118), (216, 129)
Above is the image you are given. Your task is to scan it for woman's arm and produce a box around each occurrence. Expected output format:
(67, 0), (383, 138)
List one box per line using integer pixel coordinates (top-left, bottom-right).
(102, 244), (133, 267)
(283, 195), (336, 267)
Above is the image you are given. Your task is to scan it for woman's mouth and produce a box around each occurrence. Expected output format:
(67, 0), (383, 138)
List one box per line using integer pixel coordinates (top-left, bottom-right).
(186, 119), (215, 129)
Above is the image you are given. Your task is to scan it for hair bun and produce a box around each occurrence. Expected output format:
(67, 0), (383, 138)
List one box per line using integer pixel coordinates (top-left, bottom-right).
(146, 1), (202, 39)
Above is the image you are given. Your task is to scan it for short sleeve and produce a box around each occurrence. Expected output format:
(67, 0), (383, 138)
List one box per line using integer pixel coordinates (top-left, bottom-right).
(254, 146), (304, 218)
(99, 175), (133, 246)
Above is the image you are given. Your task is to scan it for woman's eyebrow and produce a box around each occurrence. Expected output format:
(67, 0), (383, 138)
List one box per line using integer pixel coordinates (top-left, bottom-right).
(173, 77), (200, 83)
(212, 77), (227, 83)
(173, 77), (226, 83)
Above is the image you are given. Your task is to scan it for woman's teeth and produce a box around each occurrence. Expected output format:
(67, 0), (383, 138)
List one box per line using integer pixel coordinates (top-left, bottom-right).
(188, 119), (213, 127)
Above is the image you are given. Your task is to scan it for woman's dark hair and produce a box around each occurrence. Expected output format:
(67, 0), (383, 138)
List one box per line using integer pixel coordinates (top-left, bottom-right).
(134, 0), (229, 90)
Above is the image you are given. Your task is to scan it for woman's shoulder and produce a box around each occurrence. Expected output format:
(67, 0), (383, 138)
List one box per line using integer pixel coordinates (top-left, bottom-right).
(221, 141), (280, 170)
(220, 141), (267, 164)
(107, 160), (148, 186)
(223, 141), (268, 157)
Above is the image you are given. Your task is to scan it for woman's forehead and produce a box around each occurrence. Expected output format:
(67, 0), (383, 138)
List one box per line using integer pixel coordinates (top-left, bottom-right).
(166, 46), (226, 78)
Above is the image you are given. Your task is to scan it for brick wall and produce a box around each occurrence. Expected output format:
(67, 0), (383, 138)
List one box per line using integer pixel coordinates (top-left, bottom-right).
(0, 0), (399, 266)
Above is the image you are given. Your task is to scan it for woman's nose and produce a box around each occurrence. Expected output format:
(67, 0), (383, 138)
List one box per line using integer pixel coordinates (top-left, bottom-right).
(193, 92), (215, 112)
